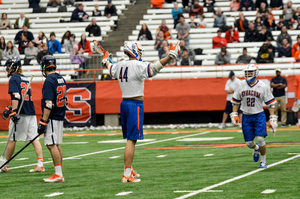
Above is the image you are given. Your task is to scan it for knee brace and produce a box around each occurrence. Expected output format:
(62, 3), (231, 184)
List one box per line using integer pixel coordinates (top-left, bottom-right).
(256, 136), (266, 147)
(245, 141), (255, 148)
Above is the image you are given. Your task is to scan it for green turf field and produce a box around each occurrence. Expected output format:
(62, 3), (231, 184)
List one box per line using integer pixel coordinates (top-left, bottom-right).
(0, 127), (299, 199)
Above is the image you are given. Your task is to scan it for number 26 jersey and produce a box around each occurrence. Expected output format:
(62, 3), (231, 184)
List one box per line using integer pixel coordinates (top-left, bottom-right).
(231, 80), (276, 115)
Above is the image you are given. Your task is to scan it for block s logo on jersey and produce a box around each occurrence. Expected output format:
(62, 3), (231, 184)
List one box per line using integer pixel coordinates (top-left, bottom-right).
(64, 82), (96, 127)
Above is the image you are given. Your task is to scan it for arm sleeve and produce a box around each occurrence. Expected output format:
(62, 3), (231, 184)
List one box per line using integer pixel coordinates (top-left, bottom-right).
(223, 52), (231, 63)
(215, 54), (223, 64)
(14, 18), (18, 29)
(231, 86), (242, 104)
(95, 26), (101, 36)
(264, 85), (276, 105)
(85, 25), (90, 32)
(283, 77), (287, 85)
(42, 79), (56, 101)
(109, 63), (118, 79)
(57, 42), (62, 53)
(8, 79), (20, 95)
(225, 80), (230, 90)
(140, 61), (158, 78)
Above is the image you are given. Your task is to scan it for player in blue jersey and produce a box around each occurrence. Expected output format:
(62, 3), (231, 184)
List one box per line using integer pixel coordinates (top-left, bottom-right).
(1, 58), (44, 173)
(38, 55), (68, 183)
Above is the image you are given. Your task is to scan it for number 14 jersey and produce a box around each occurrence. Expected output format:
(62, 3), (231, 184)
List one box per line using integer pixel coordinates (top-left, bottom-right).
(231, 80), (276, 115)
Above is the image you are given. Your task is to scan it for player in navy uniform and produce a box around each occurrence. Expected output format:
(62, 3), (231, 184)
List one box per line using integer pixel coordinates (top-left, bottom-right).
(1, 58), (44, 173)
(38, 55), (68, 183)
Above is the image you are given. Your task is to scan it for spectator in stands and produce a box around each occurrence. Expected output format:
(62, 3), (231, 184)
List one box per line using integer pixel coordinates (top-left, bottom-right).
(47, 0), (61, 8)
(158, 40), (169, 58)
(63, 0), (74, 6)
(240, 0), (255, 11)
(189, 0), (204, 20)
(18, 33), (29, 54)
(292, 35), (300, 56)
(78, 33), (93, 55)
(225, 26), (239, 43)
(283, 1), (296, 23)
(199, 15), (207, 28)
(258, 26), (274, 41)
(278, 38), (292, 57)
(34, 31), (48, 49)
(276, 26), (292, 47)
(256, 43), (274, 63)
(24, 41), (39, 65)
(255, 0), (268, 10)
(151, 0), (165, 9)
(255, 17), (263, 31)
(47, 32), (62, 54)
(177, 39), (195, 63)
(92, 4), (102, 16)
(270, 0), (283, 10)
(244, 22), (259, 42)
(215, 46), (231, 65)
(277, 15), (288, 30)
(234, 12), (248, 32)
(14, 25), (34, 44)
(86, 18), (101, 37)
(138, 23), (153, 41)
(105, 0), (118, 31)
(172, 2), (182, 29)
(294, 48), (300, 61)
(37, 43), (53, 64)
(156, 20), (172, 40)
(70, 44), (86, 71)
(161, 46), (177, 66)
(259, 37), (276, 55)
(176, 16), (190, 46)
(179, 49), (192, 66)
(293, 7), (300, 22)
(0, 13), (11, 30)
(0, 37), (6, 51)
(213, 8), (226, 29)
(264, 12), (276, 31)
(71, 3), (89, 22)
(29, 0), (40, 8)
(3, 41), (20, 60)
(61, 30), (71, 47)
(203, 0), (215, 12)
(258, 3), (268, 19)
(155, 31), (166, 51)
(65, 34), (78, 53)
(213, 29), (227, 49)
(230, 0), (240, 12)
(236, 47), (255, 64)
(14, 13), (30, 29)
(189, 17), (199, 29)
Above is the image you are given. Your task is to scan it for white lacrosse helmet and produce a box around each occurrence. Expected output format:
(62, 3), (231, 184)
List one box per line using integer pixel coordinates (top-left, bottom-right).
(244, 64), (259, 83)
(124, 41), (144, 61)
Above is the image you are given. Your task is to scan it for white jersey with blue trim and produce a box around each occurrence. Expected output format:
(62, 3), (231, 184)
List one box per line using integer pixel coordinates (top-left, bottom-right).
(109, 60), (158, 98)
(231, 80), (276, 115)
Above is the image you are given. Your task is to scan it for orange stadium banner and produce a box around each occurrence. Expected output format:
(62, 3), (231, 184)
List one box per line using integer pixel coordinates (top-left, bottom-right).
(0, 76), (297, 130)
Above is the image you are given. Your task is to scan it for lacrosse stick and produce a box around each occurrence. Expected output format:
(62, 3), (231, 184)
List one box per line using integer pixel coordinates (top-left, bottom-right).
(0, 74), (34, 162)
(93, 40), (114, 64)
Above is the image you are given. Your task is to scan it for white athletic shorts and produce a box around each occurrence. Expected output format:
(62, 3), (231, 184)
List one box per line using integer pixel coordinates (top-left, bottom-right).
(44, 119), (64, 146)
(9, 115), (38, 142)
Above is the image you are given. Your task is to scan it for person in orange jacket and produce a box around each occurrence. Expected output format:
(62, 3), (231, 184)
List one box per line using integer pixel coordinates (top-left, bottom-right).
(151, 0), (165, 9)
(213, 29), (227, 49)
(292, 35), (300, 56)
(225, 26), (240, 43)
(294, 73), (300, 125)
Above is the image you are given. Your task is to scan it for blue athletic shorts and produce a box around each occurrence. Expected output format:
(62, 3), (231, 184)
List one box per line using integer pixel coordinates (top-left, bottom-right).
(242, 111), (267, 142)
(120, 99), (144, 140)
(224, 101), (242, 114)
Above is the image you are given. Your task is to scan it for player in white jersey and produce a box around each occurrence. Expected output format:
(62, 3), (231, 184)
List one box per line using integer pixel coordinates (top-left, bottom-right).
(230, 64), (277, 168)
(102, 41), (180, 182)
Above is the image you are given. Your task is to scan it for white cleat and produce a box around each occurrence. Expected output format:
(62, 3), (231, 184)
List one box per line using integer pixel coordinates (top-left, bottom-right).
(43, 174), (65, 183)
(30, 166), (45, 173)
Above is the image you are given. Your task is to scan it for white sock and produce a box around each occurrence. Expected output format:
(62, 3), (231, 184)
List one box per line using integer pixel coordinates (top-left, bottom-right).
(124, 168), (132, 178)
(261, 155), (266, 163)
(254, 144), (259, 150)
(55, 164), (63, 176)
(37, 158), (43, 167)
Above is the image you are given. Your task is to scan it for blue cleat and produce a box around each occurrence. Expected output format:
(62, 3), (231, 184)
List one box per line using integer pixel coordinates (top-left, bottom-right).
(260, 162), (267, 169)
(253, 143), (260, 162)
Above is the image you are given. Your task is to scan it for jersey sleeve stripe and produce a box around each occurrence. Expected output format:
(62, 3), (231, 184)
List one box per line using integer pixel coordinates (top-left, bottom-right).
(265, 98), (276, 105)
(147, 63), (152, 78)
(109, 64), (114, 77)
(232, 97), (241, 103)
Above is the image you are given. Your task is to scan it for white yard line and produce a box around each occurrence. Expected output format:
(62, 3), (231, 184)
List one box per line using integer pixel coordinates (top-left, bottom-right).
(44, 192), (64, 197)
(261, 189), (276, 194)
(204, 154), (214, 157)
(9, 132), (210, 170)
(175, 154), (300, 199)
(116, 191), (133, 196)
(61, 142), (88, 144)
(157, 155), (167, 158)
(109, 156), (120, 159)
(15, 158), (29, 161)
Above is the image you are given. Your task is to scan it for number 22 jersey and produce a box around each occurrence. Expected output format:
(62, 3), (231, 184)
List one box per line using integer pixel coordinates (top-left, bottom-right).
(231, 80), (276, 115)
(41, 73), (67, 121)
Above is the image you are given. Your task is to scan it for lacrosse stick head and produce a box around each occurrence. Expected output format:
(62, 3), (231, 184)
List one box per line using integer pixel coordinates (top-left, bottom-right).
(93, 40), (104, 56)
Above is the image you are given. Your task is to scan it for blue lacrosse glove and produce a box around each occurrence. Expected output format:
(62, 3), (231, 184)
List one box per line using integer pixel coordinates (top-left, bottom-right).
(2, 106), (12, 120)
(9, 109), (20, 124)
(38, 118), (49, 135)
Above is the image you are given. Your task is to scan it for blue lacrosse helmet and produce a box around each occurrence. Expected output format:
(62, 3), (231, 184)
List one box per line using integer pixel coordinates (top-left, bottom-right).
(5, 57), (21, 77)
(41, 55), (56, 77)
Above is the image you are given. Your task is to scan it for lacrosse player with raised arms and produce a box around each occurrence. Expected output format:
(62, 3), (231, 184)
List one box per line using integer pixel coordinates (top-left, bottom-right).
(101, 40), (180, 182)
(230, 64), (277, 168)
(38, 55), (68, 183)
(1, 58), (44, 173)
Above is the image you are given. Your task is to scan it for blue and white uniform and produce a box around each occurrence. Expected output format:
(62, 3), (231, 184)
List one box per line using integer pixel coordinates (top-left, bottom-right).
(8, 73), (37, 141)
(231, 80), (276, 141)
(41, 73), (67, 145)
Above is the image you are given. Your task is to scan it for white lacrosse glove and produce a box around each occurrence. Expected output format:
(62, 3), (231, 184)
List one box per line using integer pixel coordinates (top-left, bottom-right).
(101, 51), (109, 68)
(168, 41), (180, 59)
(230, 112), (241, 125)
(292, 100), (300, 112)
(268, 115), (278, 133)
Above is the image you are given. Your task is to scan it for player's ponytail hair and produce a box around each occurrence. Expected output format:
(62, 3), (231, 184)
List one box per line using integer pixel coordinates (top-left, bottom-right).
(17, 68), (23, 75)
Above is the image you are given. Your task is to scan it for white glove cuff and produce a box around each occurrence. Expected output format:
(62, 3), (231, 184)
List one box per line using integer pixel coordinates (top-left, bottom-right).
(270, 115), (278, 120)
